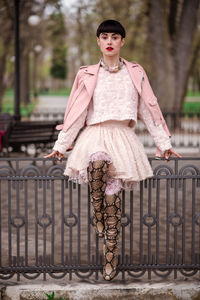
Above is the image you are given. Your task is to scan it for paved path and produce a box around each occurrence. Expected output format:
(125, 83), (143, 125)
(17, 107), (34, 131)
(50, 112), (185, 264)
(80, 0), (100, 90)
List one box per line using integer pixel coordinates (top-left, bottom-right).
(34, 95), (68, 111)
(1, 279), (200, 299)
(30, 95), (68, 121)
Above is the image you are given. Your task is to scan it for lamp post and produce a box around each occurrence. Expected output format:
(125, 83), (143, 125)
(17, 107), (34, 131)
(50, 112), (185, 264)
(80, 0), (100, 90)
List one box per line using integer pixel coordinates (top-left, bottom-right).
(14, 0), (21, 121)
(28, 15), (41, 99)
(32, 45), (42, 98)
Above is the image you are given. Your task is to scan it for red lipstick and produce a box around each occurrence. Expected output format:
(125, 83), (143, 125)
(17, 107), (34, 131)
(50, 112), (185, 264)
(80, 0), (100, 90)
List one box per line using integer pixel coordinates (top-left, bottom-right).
(106, 47), (113, 51)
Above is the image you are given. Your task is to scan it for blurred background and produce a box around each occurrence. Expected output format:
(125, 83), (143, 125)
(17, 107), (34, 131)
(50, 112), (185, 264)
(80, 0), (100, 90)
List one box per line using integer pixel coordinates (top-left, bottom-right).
(0, 1), (199, 283)
(0, 0), (199, 155)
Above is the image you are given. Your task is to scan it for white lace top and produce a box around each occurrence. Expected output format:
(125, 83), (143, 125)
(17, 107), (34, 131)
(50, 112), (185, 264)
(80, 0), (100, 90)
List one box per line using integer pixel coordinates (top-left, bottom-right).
(53, 64), (172, 155)
(86, 64), (138, 124)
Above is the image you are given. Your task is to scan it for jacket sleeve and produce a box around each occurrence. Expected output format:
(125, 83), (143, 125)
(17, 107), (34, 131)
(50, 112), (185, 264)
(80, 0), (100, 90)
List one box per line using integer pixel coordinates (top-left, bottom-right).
(56, 69), (82, 131)
(53, 107), (87, 154)
(138, 97), (172, 154)
(139, 65), (171, 138)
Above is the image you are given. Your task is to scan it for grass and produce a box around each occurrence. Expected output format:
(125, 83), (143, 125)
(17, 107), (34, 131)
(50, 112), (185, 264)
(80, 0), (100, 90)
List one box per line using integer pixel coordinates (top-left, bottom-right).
(182, 101), (200, 113)
(1, 88), (200, 116)
(1, 91), (36, 118)
(1, 88), (71, 117)
(45, 291), (69, 300)
(39, 87), (71, 96)
(186, 90), (200, 97)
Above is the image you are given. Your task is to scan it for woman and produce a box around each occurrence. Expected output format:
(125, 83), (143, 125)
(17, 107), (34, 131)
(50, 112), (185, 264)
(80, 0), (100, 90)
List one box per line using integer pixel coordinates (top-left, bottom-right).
(44, 20), (181, 281)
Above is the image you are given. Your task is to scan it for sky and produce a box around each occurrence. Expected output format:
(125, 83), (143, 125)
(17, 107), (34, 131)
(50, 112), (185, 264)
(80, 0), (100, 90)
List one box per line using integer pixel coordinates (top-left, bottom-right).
(61, 0), (78, 8)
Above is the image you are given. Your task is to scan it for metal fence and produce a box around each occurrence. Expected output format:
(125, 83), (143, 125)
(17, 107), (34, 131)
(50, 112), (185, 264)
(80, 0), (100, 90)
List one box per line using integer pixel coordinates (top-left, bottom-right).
(135, 112), (200, 149)
(30, 111), (200, 149)
(0, 157), (199, 281)
(30, 110), (200, 133)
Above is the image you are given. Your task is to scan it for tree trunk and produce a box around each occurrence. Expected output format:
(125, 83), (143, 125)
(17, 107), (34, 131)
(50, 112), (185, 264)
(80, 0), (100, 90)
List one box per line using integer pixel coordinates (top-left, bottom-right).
(148, 0), (200, 112)
(0, 35), (12, 111)
(20, 49), (30, 105)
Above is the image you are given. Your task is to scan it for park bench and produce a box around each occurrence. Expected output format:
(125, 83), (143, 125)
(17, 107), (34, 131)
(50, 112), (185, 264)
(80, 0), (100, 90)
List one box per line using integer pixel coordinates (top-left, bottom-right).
(0, 114), (59, 157)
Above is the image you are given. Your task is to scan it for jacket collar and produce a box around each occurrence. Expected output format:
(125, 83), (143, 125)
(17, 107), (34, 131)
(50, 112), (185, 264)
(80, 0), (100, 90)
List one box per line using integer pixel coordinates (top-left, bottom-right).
(84, 57), (139, 75)
(83, 57), (142, 96)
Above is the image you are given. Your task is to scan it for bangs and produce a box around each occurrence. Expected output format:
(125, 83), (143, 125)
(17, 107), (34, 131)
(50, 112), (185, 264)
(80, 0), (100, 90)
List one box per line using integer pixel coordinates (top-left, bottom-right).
(96, 20), (126, 38)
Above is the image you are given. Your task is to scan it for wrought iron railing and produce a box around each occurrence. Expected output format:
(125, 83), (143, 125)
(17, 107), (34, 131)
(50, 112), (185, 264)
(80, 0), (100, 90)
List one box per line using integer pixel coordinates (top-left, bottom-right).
(30, 110), (200, 134)
(0, 157), (199, 281)
(30, 111), (200, 149)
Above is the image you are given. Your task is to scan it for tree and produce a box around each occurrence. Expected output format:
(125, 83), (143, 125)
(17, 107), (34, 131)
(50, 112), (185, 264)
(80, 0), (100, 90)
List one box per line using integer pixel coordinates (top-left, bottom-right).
(0, 0), (13, 111)
(48, 8), (67, 83)
(147, 0), (200, 111)
(0, 0), (65, 110)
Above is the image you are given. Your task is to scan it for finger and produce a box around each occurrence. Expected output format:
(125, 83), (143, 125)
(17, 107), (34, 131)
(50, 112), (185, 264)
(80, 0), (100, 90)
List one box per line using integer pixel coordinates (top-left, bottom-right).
(164, 151), (170, 162)
(44, 151), (58, 159)
(44, 153), (55, 158)
(164, 152), (169, 160)
(58, 154), (64, 161)
(171, 150), (182, 158)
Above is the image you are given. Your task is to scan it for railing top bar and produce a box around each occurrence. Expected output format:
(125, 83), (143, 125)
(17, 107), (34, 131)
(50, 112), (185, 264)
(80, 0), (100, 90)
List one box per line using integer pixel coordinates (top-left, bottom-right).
(0, 157), (200, 161)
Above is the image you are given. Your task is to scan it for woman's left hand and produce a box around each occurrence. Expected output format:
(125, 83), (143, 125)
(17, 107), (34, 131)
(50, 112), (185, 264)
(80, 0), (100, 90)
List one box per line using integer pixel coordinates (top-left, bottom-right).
(164, 148), (182, 161)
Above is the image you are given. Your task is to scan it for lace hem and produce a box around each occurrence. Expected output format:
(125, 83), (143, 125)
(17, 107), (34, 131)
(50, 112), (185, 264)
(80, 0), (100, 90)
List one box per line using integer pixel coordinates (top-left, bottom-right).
(64, 151), (113, 184)
(64, 150), (151, 191)
(89, 151), (113, 162)
(105, 177), (122, 195)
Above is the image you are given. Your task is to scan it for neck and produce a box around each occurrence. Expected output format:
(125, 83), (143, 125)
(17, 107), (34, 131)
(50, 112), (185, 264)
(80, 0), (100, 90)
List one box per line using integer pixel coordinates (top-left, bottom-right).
(102, 54), (120, 67)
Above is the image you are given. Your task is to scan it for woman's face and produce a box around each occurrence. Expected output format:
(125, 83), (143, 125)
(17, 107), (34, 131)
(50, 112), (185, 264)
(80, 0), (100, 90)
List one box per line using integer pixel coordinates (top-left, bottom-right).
(97, 32), (125, 57)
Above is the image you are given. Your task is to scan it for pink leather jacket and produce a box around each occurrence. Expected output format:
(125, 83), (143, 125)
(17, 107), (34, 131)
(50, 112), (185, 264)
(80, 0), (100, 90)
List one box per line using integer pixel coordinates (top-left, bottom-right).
(56, 57), (171, 156)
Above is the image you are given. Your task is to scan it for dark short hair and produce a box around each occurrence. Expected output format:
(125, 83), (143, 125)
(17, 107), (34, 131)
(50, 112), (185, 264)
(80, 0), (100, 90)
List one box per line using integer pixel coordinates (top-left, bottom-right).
(96, 20), (126, 38)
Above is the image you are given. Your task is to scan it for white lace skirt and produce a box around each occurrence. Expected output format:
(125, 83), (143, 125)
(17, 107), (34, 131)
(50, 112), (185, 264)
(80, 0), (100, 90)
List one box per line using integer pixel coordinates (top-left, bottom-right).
(64, 120), (153, 190)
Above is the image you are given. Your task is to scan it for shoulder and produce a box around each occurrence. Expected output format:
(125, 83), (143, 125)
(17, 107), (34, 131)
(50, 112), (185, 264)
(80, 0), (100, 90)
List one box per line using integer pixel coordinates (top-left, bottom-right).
(130, 61), (144, 71)
(77, 62), (99, 76)
(130, 61), (140, 66)
(123, 57), (141, 67)
(129, 61), (149, 78)
(73, 65), (88, 80)
(124, 59), (145, 73)
(77, 65), (88, 75)
(79, 65), (88, 69)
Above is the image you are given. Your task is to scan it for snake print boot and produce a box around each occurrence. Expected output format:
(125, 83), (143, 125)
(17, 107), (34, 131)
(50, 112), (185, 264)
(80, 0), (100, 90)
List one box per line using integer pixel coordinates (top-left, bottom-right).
(103, 190), (122, 280)
(87, 160), (108, 238)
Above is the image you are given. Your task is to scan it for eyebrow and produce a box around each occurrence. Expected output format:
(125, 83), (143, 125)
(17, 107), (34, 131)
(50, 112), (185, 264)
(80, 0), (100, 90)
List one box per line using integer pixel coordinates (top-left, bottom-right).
(101, 33), (120, 36)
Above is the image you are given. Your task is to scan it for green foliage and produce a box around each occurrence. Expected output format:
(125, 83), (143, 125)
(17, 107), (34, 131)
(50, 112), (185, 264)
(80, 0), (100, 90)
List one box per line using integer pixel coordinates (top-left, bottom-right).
(50, 46), (67, 79)
(1, 89), (36, 117)
(48, 7), (67, 80)
(39, 87), (71, 96)
(186, 90), (200, 97)
(45, 291), (69, 300)
(182, 101), (200, 113)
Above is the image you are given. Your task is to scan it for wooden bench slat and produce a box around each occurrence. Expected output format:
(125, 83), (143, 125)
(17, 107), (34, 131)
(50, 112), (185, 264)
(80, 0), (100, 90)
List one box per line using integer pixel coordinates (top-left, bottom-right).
(0, 116), (60, 155)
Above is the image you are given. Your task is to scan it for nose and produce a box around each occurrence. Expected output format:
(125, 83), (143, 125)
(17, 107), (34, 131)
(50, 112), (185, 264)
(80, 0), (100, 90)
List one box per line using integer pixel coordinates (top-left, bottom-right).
(107, 37), (112, 44)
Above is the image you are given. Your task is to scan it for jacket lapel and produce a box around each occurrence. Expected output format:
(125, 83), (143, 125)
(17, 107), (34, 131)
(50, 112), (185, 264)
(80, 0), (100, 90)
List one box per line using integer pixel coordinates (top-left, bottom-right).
(122, 57), (143, 95)
(82, 57), (143, 98)
(83, 60), (101, 98)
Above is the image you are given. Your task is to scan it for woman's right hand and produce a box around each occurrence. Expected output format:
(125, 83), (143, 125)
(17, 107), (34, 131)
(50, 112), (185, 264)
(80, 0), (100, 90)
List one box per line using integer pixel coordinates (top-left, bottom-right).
(44, 150), (64, 161)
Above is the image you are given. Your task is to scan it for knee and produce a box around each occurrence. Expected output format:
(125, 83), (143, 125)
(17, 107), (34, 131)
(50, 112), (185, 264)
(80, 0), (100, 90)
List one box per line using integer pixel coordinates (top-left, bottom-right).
(105, 178), (122, 195)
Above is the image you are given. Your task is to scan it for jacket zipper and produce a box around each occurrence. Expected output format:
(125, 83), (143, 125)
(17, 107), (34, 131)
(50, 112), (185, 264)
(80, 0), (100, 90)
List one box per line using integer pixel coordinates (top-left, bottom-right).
(141, 72), (144, 93)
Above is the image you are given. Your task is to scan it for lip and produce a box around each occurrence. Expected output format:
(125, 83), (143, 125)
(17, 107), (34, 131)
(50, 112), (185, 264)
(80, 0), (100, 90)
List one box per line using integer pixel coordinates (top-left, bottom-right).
(106, 47), (113, 51)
